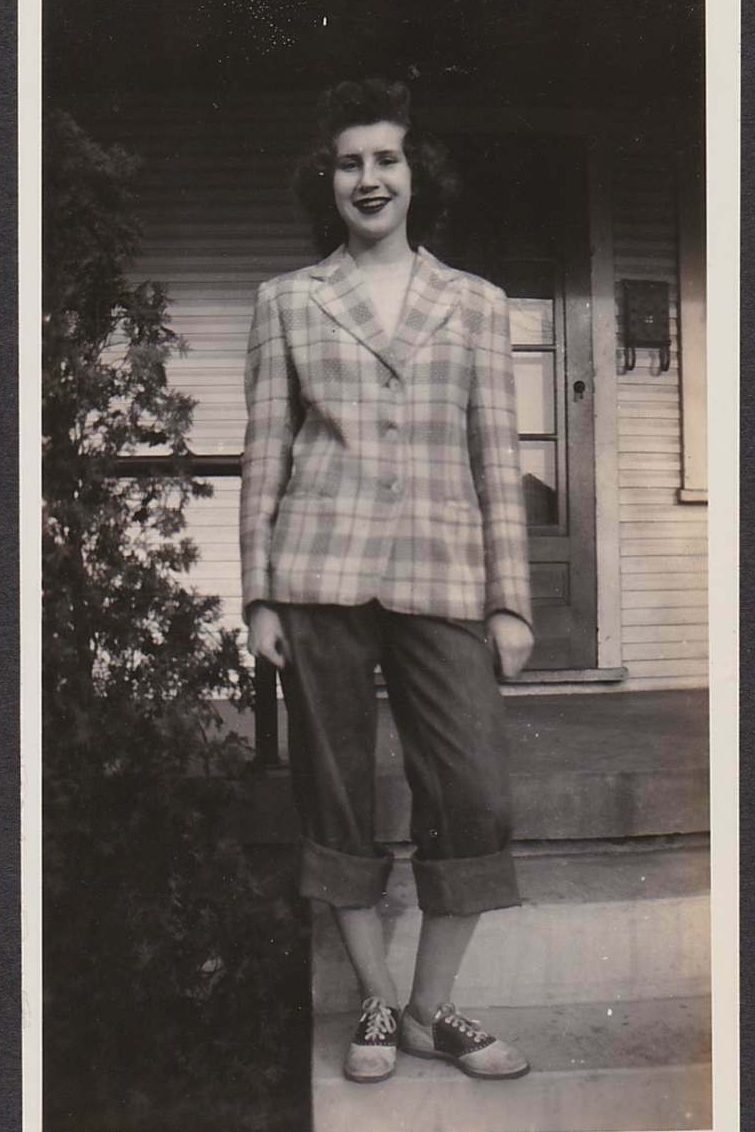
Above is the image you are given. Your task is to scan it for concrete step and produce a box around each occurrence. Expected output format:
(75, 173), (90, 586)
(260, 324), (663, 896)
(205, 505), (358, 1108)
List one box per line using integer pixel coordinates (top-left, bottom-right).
(312, 843), (710, 1014)
(375, 690), (709, 841)
(313, 997), (712, 1132)
(232, 690), (709, 843)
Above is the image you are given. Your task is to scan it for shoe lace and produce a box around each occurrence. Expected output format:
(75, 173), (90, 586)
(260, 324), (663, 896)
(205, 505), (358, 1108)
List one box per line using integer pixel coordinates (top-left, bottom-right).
(360, 997), (398, 1043)
(439, 1004), (489, 1045)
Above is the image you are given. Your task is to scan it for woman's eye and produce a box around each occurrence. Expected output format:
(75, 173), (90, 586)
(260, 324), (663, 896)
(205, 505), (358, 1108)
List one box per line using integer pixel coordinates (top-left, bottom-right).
(337, 160), (358, 171)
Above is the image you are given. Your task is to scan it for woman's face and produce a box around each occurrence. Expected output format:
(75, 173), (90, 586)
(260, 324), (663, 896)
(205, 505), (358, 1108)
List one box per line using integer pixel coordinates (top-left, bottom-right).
(332, 120), (412, 247)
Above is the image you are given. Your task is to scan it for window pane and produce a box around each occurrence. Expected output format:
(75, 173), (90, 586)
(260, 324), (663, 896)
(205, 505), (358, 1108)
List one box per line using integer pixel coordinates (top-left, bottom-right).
(181, 478), (244, 633)
(520, 440), (558, 526)
(513, 351), (555, 434)
(509, 298), (554, 345)
(498, 260), (555, 299)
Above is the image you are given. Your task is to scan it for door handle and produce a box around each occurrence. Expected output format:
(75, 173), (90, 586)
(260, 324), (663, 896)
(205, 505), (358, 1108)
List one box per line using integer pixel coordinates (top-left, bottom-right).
(572, 380), (587, 401)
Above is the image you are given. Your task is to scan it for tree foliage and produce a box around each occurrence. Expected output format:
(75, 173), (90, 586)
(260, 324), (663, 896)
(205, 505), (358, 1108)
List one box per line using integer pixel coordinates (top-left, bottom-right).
(42, 113), (307, 1131)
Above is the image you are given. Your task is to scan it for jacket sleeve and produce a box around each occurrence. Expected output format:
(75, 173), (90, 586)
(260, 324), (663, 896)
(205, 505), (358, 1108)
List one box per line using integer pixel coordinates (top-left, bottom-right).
(239, 280), (300, 620)
(467, 286), (533, 629)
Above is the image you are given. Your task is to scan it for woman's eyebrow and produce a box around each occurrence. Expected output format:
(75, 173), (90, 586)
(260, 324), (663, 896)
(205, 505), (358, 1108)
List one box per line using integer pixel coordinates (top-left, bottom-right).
(336, 148), (401, 160)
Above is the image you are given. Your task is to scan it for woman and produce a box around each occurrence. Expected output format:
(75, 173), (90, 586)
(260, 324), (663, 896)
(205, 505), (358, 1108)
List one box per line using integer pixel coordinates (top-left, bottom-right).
(240, 79), (534, 1084)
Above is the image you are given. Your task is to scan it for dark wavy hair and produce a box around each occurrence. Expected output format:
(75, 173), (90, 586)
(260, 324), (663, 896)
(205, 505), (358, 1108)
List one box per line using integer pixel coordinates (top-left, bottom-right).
(294, 79), (459, 256)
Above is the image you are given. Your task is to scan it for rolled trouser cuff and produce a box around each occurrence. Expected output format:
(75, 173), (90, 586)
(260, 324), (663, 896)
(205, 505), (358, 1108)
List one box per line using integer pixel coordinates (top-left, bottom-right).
(299, 836), (394, 908)
(412, 847), (521, 916)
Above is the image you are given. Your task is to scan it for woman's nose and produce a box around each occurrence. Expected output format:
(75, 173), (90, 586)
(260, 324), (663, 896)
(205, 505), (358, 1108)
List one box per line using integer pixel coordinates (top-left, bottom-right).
(357, 162), (379, 189)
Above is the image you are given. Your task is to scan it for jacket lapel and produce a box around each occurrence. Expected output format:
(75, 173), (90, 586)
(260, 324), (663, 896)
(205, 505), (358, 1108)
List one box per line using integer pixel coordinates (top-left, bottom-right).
(309, 245), (461, 377)
(390, 247), (461, 371)
(310, 247), (395, 369)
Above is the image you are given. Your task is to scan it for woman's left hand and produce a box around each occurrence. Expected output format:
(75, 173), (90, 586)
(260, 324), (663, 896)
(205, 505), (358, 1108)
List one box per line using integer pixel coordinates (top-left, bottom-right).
(485, 612), (535, 679)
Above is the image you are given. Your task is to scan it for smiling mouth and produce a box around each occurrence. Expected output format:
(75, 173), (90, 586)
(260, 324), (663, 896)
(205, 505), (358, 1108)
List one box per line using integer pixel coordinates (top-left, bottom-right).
(354, 197), (391, 214)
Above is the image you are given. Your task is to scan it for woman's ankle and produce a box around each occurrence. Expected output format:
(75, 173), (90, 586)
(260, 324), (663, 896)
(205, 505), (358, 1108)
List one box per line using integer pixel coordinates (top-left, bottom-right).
(405, 999), (437, 1027)
(358, 974), (400, 1010)
(361, 988), (400, 1010)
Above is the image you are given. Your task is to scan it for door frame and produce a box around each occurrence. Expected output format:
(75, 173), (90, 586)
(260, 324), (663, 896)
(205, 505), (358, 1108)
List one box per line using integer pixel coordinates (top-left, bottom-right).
(426, 101), (622, 678)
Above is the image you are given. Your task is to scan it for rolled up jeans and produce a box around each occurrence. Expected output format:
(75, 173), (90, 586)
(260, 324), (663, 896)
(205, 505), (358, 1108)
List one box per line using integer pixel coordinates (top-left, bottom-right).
(277, 600), (521, 917)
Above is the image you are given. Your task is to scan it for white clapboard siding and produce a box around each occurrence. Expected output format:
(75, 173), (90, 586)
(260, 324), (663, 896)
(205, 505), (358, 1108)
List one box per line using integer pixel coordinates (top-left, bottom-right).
(622, 640), (709, 661)
(619, 489), (679, 506)
(620, 506), (707, 524)
(622, 590), (707, 610)
(108, 93), (320, 636)
(620, 408), (680, 423)
(621, 555), (708, 574)
(618, 452), (684, 469)
(618, 435), (682, 454)
(622, 623), (709, 643)
(613, 141), (708, 689)
(623, 606), (709, 627)
(622, 573), (708, 592)
(619, 472), (687, 488)
(121, 94), (317, 467)
(619, 418), (680, 436)
(621, 523), (707, 542)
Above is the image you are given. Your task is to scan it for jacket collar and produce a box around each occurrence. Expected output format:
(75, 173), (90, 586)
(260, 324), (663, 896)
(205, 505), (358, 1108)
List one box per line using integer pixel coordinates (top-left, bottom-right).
(309, 245), (462, 375)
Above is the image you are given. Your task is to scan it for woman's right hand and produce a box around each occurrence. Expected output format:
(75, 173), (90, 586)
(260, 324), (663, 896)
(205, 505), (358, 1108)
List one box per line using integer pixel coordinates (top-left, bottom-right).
(246, 603), (290, 669)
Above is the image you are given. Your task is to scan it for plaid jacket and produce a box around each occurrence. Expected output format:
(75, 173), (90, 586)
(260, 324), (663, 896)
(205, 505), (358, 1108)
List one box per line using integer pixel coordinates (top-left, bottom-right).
(240, 245), (532, 626)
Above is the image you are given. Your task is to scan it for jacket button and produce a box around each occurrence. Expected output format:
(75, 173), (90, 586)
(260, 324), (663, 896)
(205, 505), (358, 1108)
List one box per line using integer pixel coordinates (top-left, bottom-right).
(382, 421), (399, 437)
(386, 376), (401, 392)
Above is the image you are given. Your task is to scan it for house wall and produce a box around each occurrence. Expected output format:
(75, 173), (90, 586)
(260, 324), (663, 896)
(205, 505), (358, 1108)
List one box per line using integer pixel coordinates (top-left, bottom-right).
(113, 95), (708, 690)
(611, 140), (708, 689)
(121, 97), (313, 635)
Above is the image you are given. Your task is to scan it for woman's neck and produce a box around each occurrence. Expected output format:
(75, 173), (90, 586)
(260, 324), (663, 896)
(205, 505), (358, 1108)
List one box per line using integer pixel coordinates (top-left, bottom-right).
(348, 231), (415, 274)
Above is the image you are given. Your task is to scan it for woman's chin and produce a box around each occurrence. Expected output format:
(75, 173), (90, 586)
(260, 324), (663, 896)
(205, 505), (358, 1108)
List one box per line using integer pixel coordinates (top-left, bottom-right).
(347, 220), (408, 248)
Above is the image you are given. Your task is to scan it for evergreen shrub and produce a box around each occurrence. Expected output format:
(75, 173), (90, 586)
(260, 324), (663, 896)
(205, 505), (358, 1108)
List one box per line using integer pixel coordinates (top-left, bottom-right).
(43, 112), (309, 1132)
